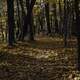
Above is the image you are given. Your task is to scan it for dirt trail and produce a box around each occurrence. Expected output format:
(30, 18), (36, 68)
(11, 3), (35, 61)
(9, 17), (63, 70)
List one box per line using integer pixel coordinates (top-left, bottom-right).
(0, 37), (79, 80)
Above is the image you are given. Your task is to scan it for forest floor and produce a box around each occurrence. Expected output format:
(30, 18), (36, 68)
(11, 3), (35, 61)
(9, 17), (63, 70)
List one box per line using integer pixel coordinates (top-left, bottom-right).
(0, 36), (79, 80)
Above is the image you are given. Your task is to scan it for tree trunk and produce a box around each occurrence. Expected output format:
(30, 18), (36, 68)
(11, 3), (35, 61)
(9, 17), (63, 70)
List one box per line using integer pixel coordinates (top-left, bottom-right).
(53, 3), (59, 34)
(21, 0), (36, 41)
(28, 9), (34, 40)
(74, 0), (80, 71)
(63, 0), (68, 47)
(18, 0), (27, 41)
(16, 0), (21, 40)
(59, 0), (63, 35)
(45, 1), (51, 35)
(7, 0), (15, 46)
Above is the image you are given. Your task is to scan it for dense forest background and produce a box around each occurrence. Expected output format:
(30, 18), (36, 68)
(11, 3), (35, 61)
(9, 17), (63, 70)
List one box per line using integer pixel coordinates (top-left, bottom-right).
(0, 0), (80, 79)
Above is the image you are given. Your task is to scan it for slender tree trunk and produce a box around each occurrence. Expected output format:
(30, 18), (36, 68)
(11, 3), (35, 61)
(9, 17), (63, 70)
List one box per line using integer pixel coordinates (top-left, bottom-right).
(45, 1), (51, 35)
(63, 0), (68, 47)
(7, 0), (15, 46)
(18, 0), (27, 41)
(16, 0), (21, 40)
(53, 3), (59, 34)
(38, 16), (43, 32)
(59, 0), (62, 35)
(74, 0), (80, 71)
(19, 0), (26, 15)
(28, 9), (34, 40)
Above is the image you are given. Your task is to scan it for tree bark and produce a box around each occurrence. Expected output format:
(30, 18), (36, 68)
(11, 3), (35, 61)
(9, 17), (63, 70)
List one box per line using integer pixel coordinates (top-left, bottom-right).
(74, 0), (80, 71)
(45, 1), (51, 35)
(53, 3), (59, 34)
(21, 0), (36, 41)
(7, 0), (15, 46)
